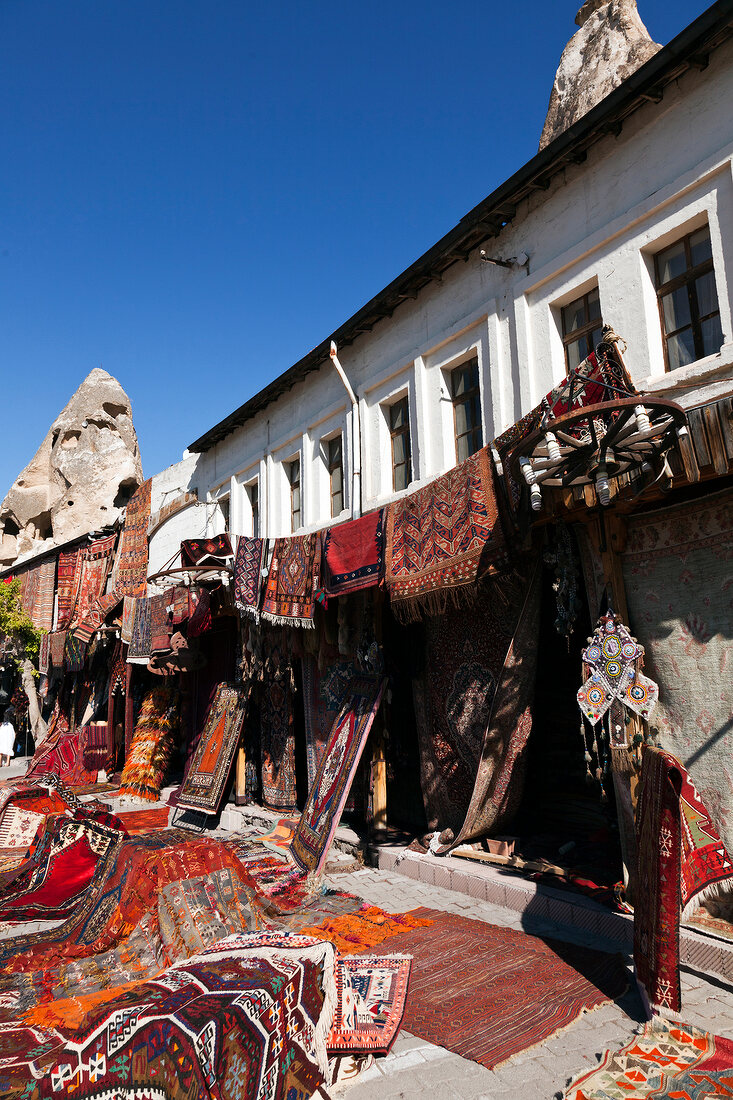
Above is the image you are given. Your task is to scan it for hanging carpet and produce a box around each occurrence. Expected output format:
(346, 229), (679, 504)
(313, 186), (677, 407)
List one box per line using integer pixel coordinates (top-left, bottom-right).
(149, 590), (172, 652)
(323, 510), (384, 597)
(262, 533), (322, 628)
(68, 533), (117, 642)
(180, 532), (233, 567)
(18, 558), (56, 632)
(621, 487), (733, 859)
(385, 445), (506, 622)
(328, 954), (411, 1056)
(63, 630), (87, 672)
(126, 595), (152, 662)
(260, 633), (298, 811)
(357, 908), (627, 1071)
(177, 682), (249, 815)
(25, 729), (97, 787)
(302, 654), (355, 793)
(563, 1016), (733, 1099)
(291, 673), (386, 875)
(634, 745), (733, 1015)
(412, 556), (542, 850)
(80, 722), (113, 774)
(55, 548), (80, 630)
(118, 683), (180, 801)
(112, 477), (151, 597)
(233, 534), (266, 619)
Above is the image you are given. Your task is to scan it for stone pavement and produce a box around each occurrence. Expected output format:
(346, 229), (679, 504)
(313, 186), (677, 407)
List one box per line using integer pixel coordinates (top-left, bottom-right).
(325, 866), (733, 1100)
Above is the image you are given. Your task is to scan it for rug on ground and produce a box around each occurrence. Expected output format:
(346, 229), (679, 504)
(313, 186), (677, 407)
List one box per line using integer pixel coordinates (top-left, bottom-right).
(176, 682), (249, 814)
(563, 1016), (733, 1099)
(328, 954), (411, 1056)
(291, 673), (386, 875)
(634, 745), (733, 1014)
(356, 907), (628, 1070)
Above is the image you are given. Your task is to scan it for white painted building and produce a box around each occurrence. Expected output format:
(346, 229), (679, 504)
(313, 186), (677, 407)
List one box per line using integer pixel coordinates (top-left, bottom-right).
(154, 4), (733, 551)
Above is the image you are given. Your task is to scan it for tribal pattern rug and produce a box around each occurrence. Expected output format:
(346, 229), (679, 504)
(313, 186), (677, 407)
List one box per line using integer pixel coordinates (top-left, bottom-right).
(121, 595), (136, 644)
(361, 908), (628, 1070)
(181, 533), (233, 566)
(25, 728), (97, 787)
(177, 683), (249, 814)
(114, 478), (151, 597)
(234, 534), (266, 620)
(412, 559), (541, 846)
(127, 596), (152, 661)
(563, 1017), (733, 1099)
(635, 746), (733, 1014)
(323, 510), (383, 597)
(262, 534), (321, 628)
(149, 591), (172, 653)
(55, 548), (80, 630)
(291, 674), (385, 874)
(385, 446), (506, 621)
(260, 637), (298, 811)
(622, 487), (733, 859)
(0, 932), (337, 1100)
(328, 954), (411, 1055)
(68, 534), (117, 639)
(118, 684), (180, 801)
(19, 558), (56, 632)
(302, 655), (354, 793)
(64, 630), (87, 672)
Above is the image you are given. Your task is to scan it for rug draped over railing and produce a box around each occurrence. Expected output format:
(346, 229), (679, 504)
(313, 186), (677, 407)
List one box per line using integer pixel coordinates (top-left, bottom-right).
(233, 534), (266, 619)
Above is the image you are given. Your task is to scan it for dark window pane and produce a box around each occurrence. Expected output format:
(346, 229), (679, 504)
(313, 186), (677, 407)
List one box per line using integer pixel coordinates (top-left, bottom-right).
(394, 463), (409, 492)
(454, 401), (469, 437)
(689, 227), (713, 267)
(392, 433), (406, 466)
(695, 270), (719, 318)
(456, 434), (470, 463)
(661, 286), (691, 333)
(700, 314), (724, 357)
(329, 437), (342, 465)
(667, 328), (695, 371)
(566, 338), (583, 372)
(563, 299), (587, 334)
(656, 240), (687, 284)
(390, 400), (407, 431)
(587, 287), (601, 321)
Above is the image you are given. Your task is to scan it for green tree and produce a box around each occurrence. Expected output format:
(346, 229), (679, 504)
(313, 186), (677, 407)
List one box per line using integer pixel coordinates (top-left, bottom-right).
(0, 578), (46, 743)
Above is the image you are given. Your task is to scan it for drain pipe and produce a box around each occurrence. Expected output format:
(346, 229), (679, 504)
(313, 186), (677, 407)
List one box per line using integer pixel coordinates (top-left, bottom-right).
(329, 341), (362, 519)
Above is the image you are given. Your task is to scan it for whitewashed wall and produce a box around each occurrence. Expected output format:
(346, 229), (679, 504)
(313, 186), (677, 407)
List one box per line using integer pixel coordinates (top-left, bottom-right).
(179, 38), (733, 543)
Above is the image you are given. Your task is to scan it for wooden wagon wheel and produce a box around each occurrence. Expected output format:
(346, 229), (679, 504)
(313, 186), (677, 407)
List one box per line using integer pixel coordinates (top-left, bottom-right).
(507, 396), (688, 510)
(147, 564), (233, 590)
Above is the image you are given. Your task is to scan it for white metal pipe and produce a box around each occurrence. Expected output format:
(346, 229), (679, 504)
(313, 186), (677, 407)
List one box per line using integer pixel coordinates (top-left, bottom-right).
(330, 341), (362, 519)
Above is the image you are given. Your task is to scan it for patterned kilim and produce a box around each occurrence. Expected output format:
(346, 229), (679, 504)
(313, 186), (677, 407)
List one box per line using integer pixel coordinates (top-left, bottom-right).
(118, 684), (180, 801)
(114, 477), (151, 596)
(563, 1017), (733, 1099)
(359, 908), (628, 1070)
(412, 559), (542, 849)
(26, 728), (97, 785)
(635, 746), (733, 1014)
(64, 630), (87, 671)
(127, 596), (152, 661)
(80, 722), (113, 773)
(19, 558), (56, 631)
(0, 806), (45, 850)
(49, 630), (66, 669)
(121, 595), (136, 644)
(302, 655), (354, 792)
(385, 445), (506, 621)
(323, 510), (384, 596)
(149, 591), (171, 652)
(180, 533), (233, 566)
(0, 808), (123, 922)
(328, 955), (411, 1055)
(0, 932), (337, 1100)
(114, 806), (171, 833)
(177, 683), (249, 814)
(38, 631), (50, 675)
(55, 548), (80, 629)
(622, 487), (733, 861)
(260, 637), (298, 811)
(74, 589), (122, 643)
(234, 534), (266, 619)
(68, 533), (117, 639)
(262, 533), (322, 628)
(291, 674), (386, 874)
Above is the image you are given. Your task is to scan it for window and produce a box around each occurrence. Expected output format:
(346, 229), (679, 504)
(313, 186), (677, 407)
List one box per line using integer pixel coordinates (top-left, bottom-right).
(654, 226), (723, 372)
(246, 481), (259, 538)
(288, 459), (301, 532)
(217, 495), (230, 532)
(450, 359), (483, 462)
(561, 287), (603, 374)
(389, 396), (412, 491)
(327, 435), (344, 517)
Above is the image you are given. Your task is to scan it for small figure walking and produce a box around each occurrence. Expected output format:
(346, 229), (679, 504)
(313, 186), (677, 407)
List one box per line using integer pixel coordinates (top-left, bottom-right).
(0, 707), (16, 768)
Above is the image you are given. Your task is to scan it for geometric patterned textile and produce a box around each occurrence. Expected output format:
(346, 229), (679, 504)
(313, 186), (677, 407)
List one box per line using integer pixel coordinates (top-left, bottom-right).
(118, 684), (180, 801)
(385, 446), (506, 622)
(359, 908), (628, 1070)
(412, 563), (539, 840)
(121, 595), (136, 644)
(291, 674), (386, 875)
(177, 683), (249, 814)
(19, 558), (56, 632)
(64, 630), (87, 672)
(233, 534), (266, 620)
(81, 722), (113, 774)
(114, 478), (151, 598)
(302, 656), (354, 793)
(0, 805), (45, 850)
(38, 631), (51, 675)
(68, 533), (117, 639)
(577, 610), (658, 725)
(55, 548), (80, 630)
(180, 533), (233, 567)
(622, 486), (733, 862)
(127, 596), (152, 662)
(49, 630), (67, 669)
(260, 636), (298, 812)
(25, 728), (97, 786)
(635, 745), (733, 1014)
(0, 932), (337, 1100)
(563, 1016), (733, 1099)
(262, 534), (322, 628)
(328, 955), (411, 1055)
(323, 510), (384, 597)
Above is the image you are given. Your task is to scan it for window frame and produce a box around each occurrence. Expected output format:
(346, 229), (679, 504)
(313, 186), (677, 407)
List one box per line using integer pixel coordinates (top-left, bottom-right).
(653, 225), (722, 373)
(388, 395), (412, 492)
(245, 479), (259, 538)
(326, 434), (344, 518)
(560, 287), (603, 375)
(450, 358), (483, 463)
(287, 458), (301, 533)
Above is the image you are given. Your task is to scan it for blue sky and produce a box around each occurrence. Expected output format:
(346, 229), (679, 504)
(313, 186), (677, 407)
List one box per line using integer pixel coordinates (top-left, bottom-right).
(0, 0), (713, 495)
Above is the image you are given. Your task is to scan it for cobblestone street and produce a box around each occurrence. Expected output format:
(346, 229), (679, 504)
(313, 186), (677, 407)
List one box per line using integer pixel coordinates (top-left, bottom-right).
(325, 867), (733, 1099)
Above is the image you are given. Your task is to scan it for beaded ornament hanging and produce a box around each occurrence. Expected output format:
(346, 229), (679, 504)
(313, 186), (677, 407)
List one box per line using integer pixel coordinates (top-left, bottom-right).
(576, 608), (659, 790)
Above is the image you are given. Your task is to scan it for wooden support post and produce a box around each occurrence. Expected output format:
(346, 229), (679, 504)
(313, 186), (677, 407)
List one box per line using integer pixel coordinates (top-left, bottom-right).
(371, 729), (388, 833)
(235, 744), (247, 806)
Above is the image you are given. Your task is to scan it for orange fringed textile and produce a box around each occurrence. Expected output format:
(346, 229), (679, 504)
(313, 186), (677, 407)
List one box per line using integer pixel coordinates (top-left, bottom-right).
(298, 904), (433, 954)
(118, 685), (180, 802)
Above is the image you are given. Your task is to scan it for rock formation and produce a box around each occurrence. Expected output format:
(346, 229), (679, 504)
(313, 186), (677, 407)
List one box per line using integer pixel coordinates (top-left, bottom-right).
(539, 0), (661, 149)
(0, 369), (143, 566)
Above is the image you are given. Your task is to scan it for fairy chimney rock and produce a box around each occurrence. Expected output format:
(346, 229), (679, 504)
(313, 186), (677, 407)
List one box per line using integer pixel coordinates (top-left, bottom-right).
(539, 0), (661, 149)
(0, 368), (143, 566)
